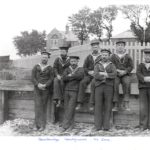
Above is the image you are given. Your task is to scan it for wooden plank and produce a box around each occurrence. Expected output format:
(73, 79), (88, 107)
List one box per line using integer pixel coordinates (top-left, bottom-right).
(0, 91), (5, 124)
(130, 83), (139, 95)
(114, 113), (139, 127)
(9, 91), (34, 100)
(8, 100), (34, 110)
(8, 108), (35, 119)
(0, 80), (34, 91)
(75, 113), (94, 123)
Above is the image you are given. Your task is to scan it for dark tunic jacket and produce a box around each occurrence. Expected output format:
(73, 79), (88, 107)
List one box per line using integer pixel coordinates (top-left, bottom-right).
(83, 54), (101, 76)
(94, 61), (117, 87)
(110, 54), (133, 75)
(136, 63), (150, 89)
(63, 66), (84, 91)
(53, 56), (70, 76)
(32, 64), (54, 90)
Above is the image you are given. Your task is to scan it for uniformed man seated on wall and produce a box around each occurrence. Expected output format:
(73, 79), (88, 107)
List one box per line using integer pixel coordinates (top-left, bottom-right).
(53, 42), (70, 122)
(76, 39), (101, 112)
(110, 41), (133, 111)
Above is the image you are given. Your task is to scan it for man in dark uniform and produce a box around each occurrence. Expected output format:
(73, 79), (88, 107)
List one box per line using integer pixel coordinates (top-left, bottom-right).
(137, 49), (150, 131)
(53, 42), (70, 122)
(94, 49), (116, 131)
(32, 51), (54, 131)
(76, 39), (101, 111)
(60, 56), (84, 132)
(110, 41), (133, 111)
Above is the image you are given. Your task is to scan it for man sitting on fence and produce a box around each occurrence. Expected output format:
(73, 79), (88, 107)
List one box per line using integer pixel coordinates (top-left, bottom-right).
(110, 41), (133, 111)
(76, 39), (101, 112)
(60, 56), (84, 132)
(31, 51), (54, 131)
(53, 42), (70, 122)
(136, 49), (150, 131)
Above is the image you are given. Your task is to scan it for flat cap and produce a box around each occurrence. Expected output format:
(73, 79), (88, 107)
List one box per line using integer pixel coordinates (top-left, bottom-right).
(41, 51), (51, 58)
(90, 39), (100, 45)
(101, 49), (111, 54)
(69, 56), (80, 60)
(116, 41), (126, 45)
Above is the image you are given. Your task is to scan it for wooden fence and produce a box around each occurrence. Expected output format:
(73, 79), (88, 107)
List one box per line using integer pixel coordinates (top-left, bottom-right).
(70, 41), (150, 73)
(12, 41), (150, 72)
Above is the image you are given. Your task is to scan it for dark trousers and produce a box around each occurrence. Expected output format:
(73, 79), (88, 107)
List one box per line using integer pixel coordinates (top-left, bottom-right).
(113, 75), (130, 102)
(139, 88), (150, 129)
(53, 77), (64, 100)
(34, 87), (50, 128)
(77, 76), (95, 104)
(62, 90), (77, 129)
(94, 84), (113, 130)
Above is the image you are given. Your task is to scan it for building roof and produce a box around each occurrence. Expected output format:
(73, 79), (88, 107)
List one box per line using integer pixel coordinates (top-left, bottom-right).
(48, 28), (79, 42)
(111, 30), (138, 39)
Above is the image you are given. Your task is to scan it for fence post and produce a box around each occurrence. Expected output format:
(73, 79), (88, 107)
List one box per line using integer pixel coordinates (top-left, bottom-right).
(0, 91), (5, 124)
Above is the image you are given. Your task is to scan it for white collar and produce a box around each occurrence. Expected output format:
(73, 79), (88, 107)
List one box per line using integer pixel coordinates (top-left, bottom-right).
(38, 63), (49, 71)
(99, 61), (111, 69)
(115, 52), (127, 59)
(69, 66), (79, 74)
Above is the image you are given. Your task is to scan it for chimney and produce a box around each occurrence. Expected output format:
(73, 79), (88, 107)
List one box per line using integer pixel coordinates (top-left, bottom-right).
(65, 25), (69, 34)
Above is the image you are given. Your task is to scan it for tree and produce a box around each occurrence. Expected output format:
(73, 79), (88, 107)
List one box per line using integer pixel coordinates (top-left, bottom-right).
(68, 7), (90, 45)
(13, 30), (46, 56)
(88, 5), (118, 41)
(102, 5), (118, 41)
(88, 8), (103, 41)
(120, 5), (150, 43)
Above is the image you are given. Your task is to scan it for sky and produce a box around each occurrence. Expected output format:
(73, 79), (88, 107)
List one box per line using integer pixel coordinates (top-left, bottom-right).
(0, 0), (149, 59)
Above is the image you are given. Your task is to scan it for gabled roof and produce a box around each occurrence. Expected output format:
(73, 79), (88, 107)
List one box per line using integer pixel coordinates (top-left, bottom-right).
(48, 28), (79, 42)
(111, 30), (138, 39)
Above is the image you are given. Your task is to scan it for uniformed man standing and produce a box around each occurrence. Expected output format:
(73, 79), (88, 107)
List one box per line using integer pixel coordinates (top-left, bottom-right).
(76, 39), (101, 111)
(60, 56), (84, 132)
(110, 41), (133, 111)
(32, 51), (54, 131)
(137, 49), (150, 130)
(53, 42), (70, 122)
(94, 49), (116, 131)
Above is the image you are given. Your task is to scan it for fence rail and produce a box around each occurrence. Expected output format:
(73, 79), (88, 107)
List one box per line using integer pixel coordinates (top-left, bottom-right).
(12, 41), (150, 72)
(91, 41), (150, 73)
(69, 41), (150, 72)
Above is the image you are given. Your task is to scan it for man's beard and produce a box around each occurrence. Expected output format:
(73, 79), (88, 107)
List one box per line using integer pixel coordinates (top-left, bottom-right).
(102, 58), (107, 62)
(71, 64), (77, 69)
(42, 60), (48, 64)
(92, 50), (98, 54)
(61, 54), (67, 59)
(117, 49), (125, 54)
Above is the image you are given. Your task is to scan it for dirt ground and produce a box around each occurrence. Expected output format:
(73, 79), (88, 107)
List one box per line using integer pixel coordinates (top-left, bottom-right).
(0, 119), (150, 136)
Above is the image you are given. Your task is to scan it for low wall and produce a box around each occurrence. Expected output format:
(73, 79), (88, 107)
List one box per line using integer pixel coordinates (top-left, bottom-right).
(0, 48), (140, 127)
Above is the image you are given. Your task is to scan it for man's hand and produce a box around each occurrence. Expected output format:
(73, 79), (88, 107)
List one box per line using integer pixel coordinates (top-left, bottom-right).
(88, 71), (94, 76)
(117, 69), (127, 76)
(99, 72), (108, 77)
(57, 75), (61, 80)
(68, 73), (72, 77)
(144, 77), (150, 82)
(38, 83), (46, 90)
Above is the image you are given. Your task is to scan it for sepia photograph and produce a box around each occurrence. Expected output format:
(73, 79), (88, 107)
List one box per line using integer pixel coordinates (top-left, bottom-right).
(0, 0), (150, 149)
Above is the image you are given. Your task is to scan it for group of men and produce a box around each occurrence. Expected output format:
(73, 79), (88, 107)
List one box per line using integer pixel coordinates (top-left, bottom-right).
(31, 38), (150, 132)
